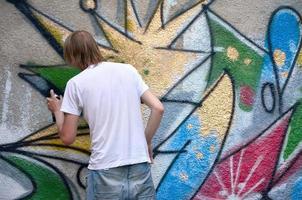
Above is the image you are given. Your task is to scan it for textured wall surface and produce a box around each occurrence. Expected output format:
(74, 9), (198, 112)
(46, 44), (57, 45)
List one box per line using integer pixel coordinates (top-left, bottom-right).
(1, 0), (302, 199)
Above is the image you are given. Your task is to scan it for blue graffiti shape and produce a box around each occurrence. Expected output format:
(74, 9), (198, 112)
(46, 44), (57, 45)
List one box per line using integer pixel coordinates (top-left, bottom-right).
(156, 115), (219, 200)
(261, 8), (302, 113)
(268, 8), (301, 89)
(291, 177), (302, 200)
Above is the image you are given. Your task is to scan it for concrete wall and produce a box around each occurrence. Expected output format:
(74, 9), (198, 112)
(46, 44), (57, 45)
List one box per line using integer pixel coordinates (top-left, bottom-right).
(1, 0), (302, 199)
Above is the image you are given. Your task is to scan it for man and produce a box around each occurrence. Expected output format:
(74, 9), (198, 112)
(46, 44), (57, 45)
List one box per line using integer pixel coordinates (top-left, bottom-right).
(47, 30), (164, 199)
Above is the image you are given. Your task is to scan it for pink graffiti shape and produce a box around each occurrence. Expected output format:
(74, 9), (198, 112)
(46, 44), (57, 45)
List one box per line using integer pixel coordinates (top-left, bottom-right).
(193, 112), (291, 200)
(240, 85), (254, 107)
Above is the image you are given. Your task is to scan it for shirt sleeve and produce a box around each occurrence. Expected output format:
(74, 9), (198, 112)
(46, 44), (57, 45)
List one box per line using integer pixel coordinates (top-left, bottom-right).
(60, 80), (83, 116)
(132, 67), (149, 96)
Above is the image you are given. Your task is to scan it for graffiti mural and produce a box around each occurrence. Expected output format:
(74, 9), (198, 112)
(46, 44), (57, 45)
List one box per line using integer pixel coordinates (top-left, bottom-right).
(1, 0), (302, 199)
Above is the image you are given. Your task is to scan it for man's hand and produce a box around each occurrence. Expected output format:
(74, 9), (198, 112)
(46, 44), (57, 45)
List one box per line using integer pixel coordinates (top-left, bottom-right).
(46, 89), (78, 145)
(47, 89), (63, 113)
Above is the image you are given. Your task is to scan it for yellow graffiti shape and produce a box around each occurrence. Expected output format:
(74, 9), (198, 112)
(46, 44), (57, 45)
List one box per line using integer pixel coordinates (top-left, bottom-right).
(32, 11), (71, 47)
(23, 120), (91, 153)
(273, 49), (286, 67)
(226, 46), (239, 62)
(98, 0), (207, 96)
(244, 58), (252, 65)
(197, 73), (234, 141)
(297, 50), (302, 67)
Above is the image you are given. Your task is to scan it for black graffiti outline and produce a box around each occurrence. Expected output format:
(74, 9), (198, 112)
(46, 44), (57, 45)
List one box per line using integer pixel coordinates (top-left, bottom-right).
(76, 165), (88, 189)
(161, 53), (213, 102)
(79, 0), (98, 13)
(29, 154), (74, 200)
(124, 0), (143, 37)
(261, 82), (277, 113)
(168, 1), (214, 49)
(19, 63), (82, 95)
(207, 7), (269, 55)
(6, 149), (88, 166)
(92, 10), (142, 45)
(165, 1), (214, 53)
(155, 140), (192, 191)
(154, 69), (234, 154)
(3, 132), (90, 150)
(18, 73), (63, 96)
(143, 0), (164, 33)
(7, 0), (68, 57)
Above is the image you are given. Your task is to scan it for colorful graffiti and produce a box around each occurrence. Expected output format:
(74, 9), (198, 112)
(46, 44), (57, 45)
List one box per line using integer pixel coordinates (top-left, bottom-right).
(1, 0), (302, 199)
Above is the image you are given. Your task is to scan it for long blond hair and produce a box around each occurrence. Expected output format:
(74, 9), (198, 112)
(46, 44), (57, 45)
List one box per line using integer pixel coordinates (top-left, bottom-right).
(64, 30), (103, 70)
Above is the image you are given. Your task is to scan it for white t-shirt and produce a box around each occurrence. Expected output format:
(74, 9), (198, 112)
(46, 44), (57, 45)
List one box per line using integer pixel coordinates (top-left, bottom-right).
(60, 62), (150, 170)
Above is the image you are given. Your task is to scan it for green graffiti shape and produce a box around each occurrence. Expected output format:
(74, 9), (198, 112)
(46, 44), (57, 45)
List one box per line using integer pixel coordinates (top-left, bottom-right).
(208, 18), (263, 111)
(4, 154), (70, 200)
(29, 65), (81, 92)
(284, 102), (302, 159)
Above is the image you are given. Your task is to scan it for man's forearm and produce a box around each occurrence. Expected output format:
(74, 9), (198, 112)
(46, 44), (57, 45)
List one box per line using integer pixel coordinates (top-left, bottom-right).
(145, 108), (164, 144)
(54, 111), (64, 133)
(141, 90), (164, 145)
(52, 111), (78, 145)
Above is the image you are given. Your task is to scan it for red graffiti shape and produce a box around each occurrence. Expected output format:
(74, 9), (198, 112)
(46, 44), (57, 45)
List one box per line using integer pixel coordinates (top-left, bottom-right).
(193, 112), (291, 200)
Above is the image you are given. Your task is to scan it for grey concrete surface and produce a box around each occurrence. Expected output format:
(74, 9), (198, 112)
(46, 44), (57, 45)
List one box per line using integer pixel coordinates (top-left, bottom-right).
(0, 1), (301, 198)
(211, 0), (302, 46)
(0, 1), (62, 143)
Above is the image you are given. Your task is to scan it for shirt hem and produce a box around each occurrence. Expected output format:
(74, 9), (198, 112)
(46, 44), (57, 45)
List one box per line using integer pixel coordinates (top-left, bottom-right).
(87, 157), (151, 170)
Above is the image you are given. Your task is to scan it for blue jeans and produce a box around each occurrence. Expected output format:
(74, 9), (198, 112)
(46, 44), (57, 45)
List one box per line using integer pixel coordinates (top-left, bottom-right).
(86, 162), (155, 200)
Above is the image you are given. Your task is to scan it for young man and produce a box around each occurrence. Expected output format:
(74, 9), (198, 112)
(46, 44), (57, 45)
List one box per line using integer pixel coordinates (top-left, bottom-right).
(47, 30), (164, 199)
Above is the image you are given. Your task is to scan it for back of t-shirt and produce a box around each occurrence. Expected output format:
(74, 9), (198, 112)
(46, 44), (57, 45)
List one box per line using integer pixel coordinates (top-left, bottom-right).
(60, 62), (150, 169)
